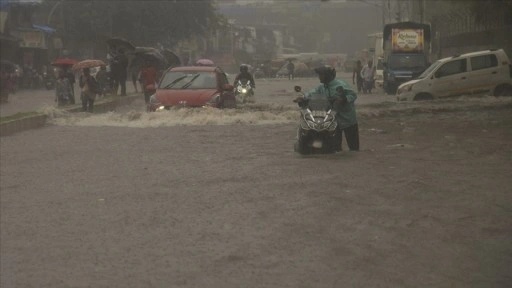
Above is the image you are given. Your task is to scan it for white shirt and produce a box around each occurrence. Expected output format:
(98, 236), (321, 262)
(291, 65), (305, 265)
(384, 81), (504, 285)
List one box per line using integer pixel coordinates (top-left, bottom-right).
(360, 64), (375, 81)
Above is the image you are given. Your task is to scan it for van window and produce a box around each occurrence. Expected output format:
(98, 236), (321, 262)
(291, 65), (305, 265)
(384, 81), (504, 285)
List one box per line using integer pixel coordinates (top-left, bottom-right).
(470, 54), (498, 71)
(418, 60), (441, 79)
(435, 59), (467, 78)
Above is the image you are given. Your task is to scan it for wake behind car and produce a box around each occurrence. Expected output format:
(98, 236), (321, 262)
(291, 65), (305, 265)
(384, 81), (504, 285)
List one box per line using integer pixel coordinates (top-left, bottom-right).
(147, 66), (236, 111)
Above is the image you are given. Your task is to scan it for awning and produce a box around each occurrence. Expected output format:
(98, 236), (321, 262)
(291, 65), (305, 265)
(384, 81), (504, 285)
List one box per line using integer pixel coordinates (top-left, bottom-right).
(33, 24), (56, 34)
(1, 0), (43, 10)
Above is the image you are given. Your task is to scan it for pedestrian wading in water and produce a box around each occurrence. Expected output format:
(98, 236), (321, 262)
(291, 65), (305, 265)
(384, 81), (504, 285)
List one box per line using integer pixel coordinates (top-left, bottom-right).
(79, 68), (99, 112)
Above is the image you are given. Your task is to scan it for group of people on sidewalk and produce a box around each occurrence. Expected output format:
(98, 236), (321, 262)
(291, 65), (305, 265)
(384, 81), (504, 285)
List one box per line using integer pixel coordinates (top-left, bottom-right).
(53, 47), (155, 113)
(352, 59), (376, 94)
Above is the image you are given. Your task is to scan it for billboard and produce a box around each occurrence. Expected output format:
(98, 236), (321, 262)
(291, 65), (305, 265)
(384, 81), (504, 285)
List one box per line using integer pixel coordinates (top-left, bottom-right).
(19, 30), (46, 49)
(391, 29), (424, 52)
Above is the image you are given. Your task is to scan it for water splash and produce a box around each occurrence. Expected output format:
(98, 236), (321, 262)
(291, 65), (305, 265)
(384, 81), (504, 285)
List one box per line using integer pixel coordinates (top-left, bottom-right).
(47, 103), (298, 127)
(43, 96), (512, 128)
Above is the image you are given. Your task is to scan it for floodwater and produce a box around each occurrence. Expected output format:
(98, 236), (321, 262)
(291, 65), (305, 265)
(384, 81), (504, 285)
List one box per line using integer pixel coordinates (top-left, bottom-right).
(39, 94), (512, 128)
(1, 77), (512, 287)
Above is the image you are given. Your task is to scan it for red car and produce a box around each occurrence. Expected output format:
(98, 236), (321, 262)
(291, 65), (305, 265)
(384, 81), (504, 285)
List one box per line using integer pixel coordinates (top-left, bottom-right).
(147, 66), (236, 112)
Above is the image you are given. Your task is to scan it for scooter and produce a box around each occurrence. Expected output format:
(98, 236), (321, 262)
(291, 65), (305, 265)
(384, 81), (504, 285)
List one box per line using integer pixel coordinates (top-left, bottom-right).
(293, 85), (339, 155)
(235, 79), (254, 103)
(43, 72), (55, 90)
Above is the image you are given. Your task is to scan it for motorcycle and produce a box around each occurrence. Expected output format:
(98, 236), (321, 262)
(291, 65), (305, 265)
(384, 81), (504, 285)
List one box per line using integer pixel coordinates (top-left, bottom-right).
(235, 79), (254, 103)
(293, 85), (339, 155)
(43, 72), (55, 90)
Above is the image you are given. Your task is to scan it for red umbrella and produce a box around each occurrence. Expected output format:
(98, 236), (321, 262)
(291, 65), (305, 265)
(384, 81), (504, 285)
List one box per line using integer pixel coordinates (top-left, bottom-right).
(195, 59), (214, 66)
(72, 59), (106, 71)
(51, 58), (78, 66)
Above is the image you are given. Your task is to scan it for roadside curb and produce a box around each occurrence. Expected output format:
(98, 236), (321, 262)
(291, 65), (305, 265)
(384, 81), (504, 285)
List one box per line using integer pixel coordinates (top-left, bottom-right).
(0, 94), (140, 137)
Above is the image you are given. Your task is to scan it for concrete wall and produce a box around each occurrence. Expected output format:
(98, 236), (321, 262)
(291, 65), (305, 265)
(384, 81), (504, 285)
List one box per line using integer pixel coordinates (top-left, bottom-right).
(0, 95), (138, 137)
(435, 27), (512, 60)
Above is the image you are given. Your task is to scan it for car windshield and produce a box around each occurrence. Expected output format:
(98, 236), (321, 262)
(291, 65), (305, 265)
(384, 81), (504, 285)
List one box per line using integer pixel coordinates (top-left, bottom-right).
(417, 60), (442, 79)
(159, 71), (217, 89)
(388, 54), (426, 70)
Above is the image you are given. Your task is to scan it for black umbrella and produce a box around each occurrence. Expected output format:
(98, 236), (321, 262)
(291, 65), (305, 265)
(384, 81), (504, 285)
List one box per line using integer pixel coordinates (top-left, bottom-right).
(130, 51), (168, 70)
(106, 37), (135, 52)
(161, 49), (181, 67)
(131, 46), (159, 54)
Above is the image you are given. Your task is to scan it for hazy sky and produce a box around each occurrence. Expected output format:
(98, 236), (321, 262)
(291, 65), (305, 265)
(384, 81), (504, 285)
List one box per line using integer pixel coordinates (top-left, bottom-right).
(217, 0), (383, 54)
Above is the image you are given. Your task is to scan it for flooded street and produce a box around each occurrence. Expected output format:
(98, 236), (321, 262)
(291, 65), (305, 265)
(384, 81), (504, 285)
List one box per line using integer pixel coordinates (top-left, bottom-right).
(1, 75), (512, 287)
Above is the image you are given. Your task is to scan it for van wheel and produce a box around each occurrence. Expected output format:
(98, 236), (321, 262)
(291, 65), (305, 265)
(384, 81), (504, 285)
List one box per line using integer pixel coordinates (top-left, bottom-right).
(414, 93), (433, 101)
(493, 84), (512, 97)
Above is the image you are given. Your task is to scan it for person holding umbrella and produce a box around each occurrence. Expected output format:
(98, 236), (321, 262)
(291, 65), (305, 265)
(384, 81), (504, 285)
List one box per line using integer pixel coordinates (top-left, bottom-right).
(79, 68), (99, 112)
(112, 49), (129, 96)
(55, 70), (72, 107)
(63, 66), (76, 104)
(139, 60), (158, 104)
(51, 58), (78, 104)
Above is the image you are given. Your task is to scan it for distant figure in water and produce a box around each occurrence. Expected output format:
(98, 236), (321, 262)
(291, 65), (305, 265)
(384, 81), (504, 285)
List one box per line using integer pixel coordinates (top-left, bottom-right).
(79, 68), (98, 112)
(55, 70), (72, 106)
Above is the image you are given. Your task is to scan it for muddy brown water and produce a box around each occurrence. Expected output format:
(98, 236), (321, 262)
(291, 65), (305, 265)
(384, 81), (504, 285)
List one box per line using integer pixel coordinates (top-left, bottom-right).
(1, 77), (511, 287)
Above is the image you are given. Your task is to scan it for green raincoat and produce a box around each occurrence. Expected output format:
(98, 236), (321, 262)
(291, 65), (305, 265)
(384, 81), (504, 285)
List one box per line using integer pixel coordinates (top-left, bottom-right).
(305, 79), (358, 129)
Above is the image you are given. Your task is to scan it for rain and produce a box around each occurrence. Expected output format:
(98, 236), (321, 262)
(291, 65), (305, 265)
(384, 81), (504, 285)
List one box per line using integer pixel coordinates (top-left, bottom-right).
(1, 1), (511, 287)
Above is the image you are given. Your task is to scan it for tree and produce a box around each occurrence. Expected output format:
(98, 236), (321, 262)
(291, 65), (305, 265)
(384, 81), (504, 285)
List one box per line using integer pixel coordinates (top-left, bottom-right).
(43, 0), (221, 48)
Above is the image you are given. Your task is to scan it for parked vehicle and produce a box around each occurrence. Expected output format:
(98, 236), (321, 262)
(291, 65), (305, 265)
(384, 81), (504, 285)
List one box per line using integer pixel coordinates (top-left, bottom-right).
(234, 79), (254, 103)
(368, 32), (384, 87)
(375, 57), (384, 87)
(293, 86), (338, 155)
(396, 49), (512, 101)
(43, 71), (55, 90)
(383, 21), (431, 94)
(147, 66), (236, 112)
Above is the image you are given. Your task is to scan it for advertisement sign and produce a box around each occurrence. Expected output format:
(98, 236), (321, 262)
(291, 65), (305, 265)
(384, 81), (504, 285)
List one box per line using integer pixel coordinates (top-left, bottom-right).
(19, 30), (46, 49)
(392, 29), (424, 52)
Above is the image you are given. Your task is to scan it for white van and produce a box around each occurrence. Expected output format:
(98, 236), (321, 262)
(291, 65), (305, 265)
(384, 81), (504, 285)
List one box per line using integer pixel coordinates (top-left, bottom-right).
(396, 49), (512, 101)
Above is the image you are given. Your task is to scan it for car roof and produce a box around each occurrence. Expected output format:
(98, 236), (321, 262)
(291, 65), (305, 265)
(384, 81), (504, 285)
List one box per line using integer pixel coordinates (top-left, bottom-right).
(170, 66), (220, 72)
(438, 49), (505, 63)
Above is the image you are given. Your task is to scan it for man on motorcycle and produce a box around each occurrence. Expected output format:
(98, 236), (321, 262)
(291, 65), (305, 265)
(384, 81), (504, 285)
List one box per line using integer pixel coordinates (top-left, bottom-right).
(233, 64), (255, 93)
(296, 65), (359, 151)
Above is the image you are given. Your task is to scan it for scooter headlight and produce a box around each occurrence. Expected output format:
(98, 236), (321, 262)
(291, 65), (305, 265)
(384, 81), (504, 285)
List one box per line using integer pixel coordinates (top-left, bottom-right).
(241, 88), (247, 93)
